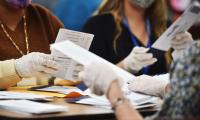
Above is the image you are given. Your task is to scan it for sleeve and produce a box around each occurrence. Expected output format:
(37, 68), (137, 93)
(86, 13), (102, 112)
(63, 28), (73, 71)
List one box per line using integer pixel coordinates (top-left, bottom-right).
(82, 15), (115, 62)
(33, 4), (64, 44)
(46, 8), (64, 44)
(0, 60), (21, 89)
(151, 41), (200, 120)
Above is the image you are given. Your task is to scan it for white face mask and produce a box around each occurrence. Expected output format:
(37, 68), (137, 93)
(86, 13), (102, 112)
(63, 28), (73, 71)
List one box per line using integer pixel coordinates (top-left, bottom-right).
(129, 0), (155, 8)
(170, 0), (191, 12)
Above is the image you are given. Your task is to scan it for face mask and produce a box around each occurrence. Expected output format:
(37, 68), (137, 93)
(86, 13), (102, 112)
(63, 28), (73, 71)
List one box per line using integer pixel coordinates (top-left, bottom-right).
(6, 0), (32, 9)
(170, 0), (191, 12)
(129, 0), (155, 8)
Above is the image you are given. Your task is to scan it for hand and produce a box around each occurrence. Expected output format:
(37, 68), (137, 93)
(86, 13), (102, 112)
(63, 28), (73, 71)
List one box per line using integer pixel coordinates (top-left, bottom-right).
(122, 47), (157, 73)
(171, 32), (193, 51)
(171, 32), (193, 60)
(78, 62), (122, 96)
(15, 52), (60, 78)
(128, 74), (169, 98)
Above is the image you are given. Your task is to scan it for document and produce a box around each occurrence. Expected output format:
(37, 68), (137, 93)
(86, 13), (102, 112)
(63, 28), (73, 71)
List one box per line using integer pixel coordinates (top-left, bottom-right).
(70, 89), (158, 109)
(152, 1), (200, 51)
(51, 28), (94, 81)
(0, 91), (52, 101)
(30, 86), (85, 95)
(0, 100), (68, 114)
(51, 40), (136, 91)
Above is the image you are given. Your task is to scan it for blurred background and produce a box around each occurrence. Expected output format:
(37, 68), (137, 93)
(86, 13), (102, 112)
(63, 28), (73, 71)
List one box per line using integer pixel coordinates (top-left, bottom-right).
(32, 0), (200, 39)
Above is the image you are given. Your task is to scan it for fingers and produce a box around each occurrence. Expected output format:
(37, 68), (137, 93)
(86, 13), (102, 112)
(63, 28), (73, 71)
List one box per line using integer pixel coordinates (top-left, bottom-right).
(137, 58), (157, 66)
(36, 66), (58, 74)
(134, 53), (153, 61)
(132, 47), (149, 54)
(78, 71), (85, 80)
(134, 53), (157, 66)
(171, 32), (193, 50)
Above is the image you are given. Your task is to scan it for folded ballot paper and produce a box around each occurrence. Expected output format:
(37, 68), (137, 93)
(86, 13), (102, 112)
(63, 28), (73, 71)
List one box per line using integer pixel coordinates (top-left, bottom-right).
(0, 100), (68, 114)
(51, 28), (94, 81)
(152, 1), (200, 51)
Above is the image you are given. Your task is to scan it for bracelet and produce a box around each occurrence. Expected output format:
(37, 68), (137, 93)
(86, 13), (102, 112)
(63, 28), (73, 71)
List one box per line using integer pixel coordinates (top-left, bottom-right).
(111, 97), (126, 111)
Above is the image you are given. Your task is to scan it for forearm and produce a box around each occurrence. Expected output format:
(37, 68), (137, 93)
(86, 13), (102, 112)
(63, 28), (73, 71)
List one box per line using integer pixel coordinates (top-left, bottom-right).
(117, 61), (125, 69)
(107, 81), (144, 120)
(0, 60), (21, 89)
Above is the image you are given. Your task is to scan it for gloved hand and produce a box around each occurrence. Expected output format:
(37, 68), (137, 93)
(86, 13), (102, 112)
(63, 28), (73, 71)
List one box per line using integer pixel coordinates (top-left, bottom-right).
(122, 47), (157, 73)
(171, 32), (193, 60)
(15, 52), (60, 78)
(79, 62), (122, 96)
(128, 74), (169, 98)
(171, 32), (193, 51)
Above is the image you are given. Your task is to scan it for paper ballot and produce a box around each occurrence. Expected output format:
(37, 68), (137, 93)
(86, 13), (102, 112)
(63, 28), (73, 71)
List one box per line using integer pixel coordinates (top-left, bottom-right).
(51, 41), (135, 91)
(152, 1), (200, 51)
(0, 100), (68, 114)
(51, 28), (94, 80)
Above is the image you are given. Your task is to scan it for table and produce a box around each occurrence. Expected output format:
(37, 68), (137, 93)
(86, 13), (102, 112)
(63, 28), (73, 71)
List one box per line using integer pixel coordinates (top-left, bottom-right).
(0, 98), (115, 120)
(0, 87), (159, 120)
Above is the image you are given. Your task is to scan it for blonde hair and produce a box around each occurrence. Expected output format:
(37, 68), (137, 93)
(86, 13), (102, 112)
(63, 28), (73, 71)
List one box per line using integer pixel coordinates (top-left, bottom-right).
(97, 0), (167, 50)
(97, 0), (172, 66)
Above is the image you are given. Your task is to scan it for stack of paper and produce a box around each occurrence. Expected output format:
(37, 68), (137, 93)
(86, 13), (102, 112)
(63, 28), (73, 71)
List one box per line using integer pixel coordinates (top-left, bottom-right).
(0, 91), (52, 101)
(30, 86), (85, 98)
(66, 89), (159, 110)
(0, 100), (68, 114)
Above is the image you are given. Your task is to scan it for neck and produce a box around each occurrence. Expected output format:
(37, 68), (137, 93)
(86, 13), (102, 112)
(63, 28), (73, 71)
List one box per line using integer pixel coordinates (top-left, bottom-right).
(123, 0), (148, 46)
(124, 0), (145, 22)
(0, 1), (24, 31)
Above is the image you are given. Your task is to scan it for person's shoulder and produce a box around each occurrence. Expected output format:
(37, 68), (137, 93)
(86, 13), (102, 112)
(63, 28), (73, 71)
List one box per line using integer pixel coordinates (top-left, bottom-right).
(27, 4), (51, 15)
(83, 13), (116, 32)
(87, 13), (115, 25)
(27, 4), (64, 27)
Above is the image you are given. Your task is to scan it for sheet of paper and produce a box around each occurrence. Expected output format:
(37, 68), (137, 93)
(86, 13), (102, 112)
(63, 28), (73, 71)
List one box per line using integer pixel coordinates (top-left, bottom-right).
(32, 86), (85, 95)
(51, 40), (136, 91)
(0, 91), (52, 101)
(75, 89), (158, 109)
(51, 28), (94, 80)
(152, 1), (200, 51)
(0, 100), (68, 114)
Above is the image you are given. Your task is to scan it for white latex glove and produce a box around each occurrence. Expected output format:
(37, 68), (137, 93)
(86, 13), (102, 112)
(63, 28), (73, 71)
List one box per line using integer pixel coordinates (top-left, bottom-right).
(128, 74), (169, 98)
(123, 47), (157, 73)
(171, 32), (193, 60)
(78, 62), (122, 96)
(171, 32), (193, 51)
(15, 52), (60, 78)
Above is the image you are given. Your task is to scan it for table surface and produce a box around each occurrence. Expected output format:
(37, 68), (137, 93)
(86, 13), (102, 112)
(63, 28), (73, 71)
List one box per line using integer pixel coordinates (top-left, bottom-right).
(0, 98), (116, 120)
(0, 87), (159, 120)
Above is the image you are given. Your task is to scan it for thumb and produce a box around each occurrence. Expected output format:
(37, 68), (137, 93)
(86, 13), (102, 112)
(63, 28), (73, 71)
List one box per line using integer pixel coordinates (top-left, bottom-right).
(78, 71), (85, 81)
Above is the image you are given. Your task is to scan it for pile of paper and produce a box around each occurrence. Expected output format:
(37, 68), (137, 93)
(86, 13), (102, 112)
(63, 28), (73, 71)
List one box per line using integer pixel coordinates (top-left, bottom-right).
(66, 89), (159, 110)
(0, 91), (52, 101)
(30, 86), (85, 98)
(0, 100), (68, 114)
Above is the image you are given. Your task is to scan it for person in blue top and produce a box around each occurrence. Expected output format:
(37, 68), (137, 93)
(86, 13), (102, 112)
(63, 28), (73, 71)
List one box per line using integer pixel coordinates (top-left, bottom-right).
(53, 0), (102, 31)
(82, 0), (193, 76)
